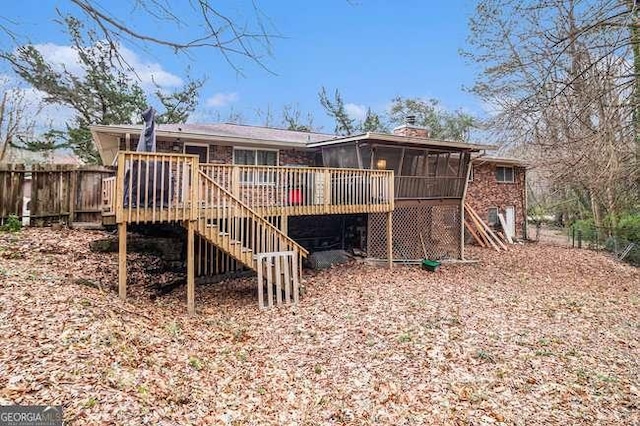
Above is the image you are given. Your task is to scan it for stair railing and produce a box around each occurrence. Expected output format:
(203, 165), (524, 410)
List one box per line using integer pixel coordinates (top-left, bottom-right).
(197, 170), (308, 268)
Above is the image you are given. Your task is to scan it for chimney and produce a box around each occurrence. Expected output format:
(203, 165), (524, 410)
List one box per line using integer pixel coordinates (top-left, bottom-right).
(392, 115), (430, 138)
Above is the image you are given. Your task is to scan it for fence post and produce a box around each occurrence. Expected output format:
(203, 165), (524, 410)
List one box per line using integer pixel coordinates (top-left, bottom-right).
(572, 226), (575, 248)
(69, 169), (78, 224)
(577, 229), (582, 249)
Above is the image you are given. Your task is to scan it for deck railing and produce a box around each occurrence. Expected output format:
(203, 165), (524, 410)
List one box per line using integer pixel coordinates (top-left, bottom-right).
(395, 176), (466, 199)
(197, 171), (309, 260)
(199, 164), (394, 214)
(114, 151), (199, 223)
(104, 153), (395, 222)
(102, 176), (116, 214)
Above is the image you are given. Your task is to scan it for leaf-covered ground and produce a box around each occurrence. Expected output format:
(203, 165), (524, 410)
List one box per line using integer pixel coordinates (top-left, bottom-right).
(0, 229), (638, 425)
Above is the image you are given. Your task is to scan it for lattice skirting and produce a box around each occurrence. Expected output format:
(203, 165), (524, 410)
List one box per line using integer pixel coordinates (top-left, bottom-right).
(368, 203), (462, 260)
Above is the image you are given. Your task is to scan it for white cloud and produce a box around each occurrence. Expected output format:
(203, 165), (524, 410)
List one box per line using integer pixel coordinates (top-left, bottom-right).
(345, 103), (367, 120)
(118, 45), (183, 88)
(31, 42), (183, 89)
(205, 92), (239, 107)
(0, 74), (75, 131)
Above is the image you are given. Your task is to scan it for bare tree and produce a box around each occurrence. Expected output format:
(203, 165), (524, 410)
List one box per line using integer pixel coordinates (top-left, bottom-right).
(465, 0), (638, 224)
(0, 81), (40, 163)
(1, 0), (275, 74)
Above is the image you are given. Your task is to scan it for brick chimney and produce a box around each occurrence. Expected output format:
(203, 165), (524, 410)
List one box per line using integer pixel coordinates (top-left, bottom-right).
(392, 115), (430, 138)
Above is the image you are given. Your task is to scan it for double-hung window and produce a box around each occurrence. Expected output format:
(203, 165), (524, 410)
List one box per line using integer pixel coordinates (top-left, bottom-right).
(233, 148), (278, 184)
(496, 166), (514, 183)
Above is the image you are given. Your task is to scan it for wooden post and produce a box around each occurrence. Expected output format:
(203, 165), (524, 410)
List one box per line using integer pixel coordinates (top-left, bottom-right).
(125, 133), (131, 151)
(460, 156), (472, 260)
(231, 166), (240, 198)
(386, 211), (393, 269)
(118, 221), (127, 300)
(68, 169), (77, 225)
(281, 215), (288, 235)
(187, 220), (195, 315)
(115, 153), (125, 223)
(323, 170), (331, 213)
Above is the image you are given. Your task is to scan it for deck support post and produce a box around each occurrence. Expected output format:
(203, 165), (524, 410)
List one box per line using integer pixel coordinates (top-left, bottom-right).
(187, 219), (195, 315)
(118, 221), (127, 300)
(460, 154), (472, 260)
(386, 211), (393, 269)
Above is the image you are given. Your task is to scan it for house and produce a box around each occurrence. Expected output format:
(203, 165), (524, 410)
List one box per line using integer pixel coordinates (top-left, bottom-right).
(91, 121), (497, 312)
(466, 156), (528, 240)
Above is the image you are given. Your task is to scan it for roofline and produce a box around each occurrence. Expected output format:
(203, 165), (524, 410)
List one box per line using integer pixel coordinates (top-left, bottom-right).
(472, 156), (529, 167)
(306, 132), (496, 151)
(89, 124), (315, 149)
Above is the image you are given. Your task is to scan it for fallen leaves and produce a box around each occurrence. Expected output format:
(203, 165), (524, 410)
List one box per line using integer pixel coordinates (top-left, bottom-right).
(0, 228), (638, 425)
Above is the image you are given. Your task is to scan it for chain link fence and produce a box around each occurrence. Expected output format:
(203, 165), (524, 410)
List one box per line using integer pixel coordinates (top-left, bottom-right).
(569, 224), (639, 266)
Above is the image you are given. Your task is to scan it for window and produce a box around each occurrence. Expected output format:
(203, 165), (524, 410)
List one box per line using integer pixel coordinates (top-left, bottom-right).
(234, 149), (278, 166)
(488, 207), (498, 226)
(496, 166), (514, 183)
(184, 144), (209, 163)
(233, 148), (278, 184)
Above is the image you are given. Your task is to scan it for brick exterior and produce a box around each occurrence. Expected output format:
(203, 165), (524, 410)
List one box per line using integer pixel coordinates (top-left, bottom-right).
(466, 162), (527, 239)
(120, 137), (315, 166)
(280, 149), (317, 166)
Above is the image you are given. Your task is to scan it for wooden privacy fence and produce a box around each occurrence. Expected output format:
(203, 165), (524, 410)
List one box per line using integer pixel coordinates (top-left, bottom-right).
(0, 164), (115, 225)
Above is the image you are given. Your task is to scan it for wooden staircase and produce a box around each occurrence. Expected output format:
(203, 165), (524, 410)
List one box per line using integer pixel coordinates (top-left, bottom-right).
(195, 171), (308, 307)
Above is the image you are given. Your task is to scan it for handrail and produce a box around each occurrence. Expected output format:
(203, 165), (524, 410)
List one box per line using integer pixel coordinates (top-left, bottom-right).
(198, 170), (309, 257)
(199, 163), (394, 212)
(102, 176), (116, 213)
(115, 151), (199, 223)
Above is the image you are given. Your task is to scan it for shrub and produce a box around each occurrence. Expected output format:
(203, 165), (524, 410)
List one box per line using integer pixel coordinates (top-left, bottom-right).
(616, 213), (640, 243)
(571, 219), (597, 242)
(0, 215), (21, 232)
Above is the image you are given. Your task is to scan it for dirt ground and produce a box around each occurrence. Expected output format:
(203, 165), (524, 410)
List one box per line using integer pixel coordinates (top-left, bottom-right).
(0, 228), (638, 425)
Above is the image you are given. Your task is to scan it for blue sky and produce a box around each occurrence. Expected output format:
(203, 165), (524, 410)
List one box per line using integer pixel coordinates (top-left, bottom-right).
(1, 0), (483, 133)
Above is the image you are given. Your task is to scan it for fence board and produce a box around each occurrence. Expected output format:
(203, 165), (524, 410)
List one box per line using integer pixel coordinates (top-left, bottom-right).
(0, 164), (115, 225)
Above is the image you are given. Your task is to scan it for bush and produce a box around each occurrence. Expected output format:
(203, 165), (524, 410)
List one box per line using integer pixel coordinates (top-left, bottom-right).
(0, 215), (21, 232)
(571, 219), (598, 242)
(616, 214), (640, 243)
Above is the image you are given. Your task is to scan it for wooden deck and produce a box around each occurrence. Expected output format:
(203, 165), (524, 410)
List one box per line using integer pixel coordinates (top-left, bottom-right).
(105, 152), (395, 314)
(103, 154), (394, 221)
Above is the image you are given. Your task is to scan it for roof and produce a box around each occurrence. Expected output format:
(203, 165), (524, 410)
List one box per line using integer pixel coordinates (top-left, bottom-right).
(306, 132), (496, 151)
(93, 123), (335, 145)
(1, 146), (82, 165)
(471, 155), (529, 167)
(91, 123), (339, 164)
(91, 122), (496, 165)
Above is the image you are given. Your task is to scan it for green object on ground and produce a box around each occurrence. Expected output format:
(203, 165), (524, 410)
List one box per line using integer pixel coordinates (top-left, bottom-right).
(421, 259), (441, 272)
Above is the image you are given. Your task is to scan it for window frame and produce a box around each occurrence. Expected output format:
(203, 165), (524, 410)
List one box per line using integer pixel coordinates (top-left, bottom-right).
(232, 147), (279, 185)
(496, 165), (515, 183)
(487, 207), (499, 226)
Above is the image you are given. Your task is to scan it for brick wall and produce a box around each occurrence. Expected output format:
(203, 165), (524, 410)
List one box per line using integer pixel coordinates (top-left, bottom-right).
(280, 149), (317, 166)
(120, 138), (315, 166)
(466, 162), (527, 239)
